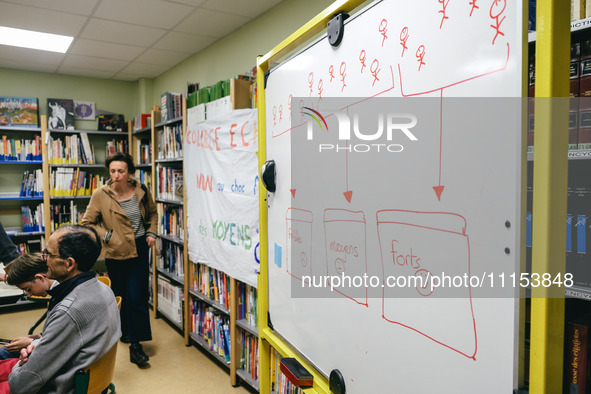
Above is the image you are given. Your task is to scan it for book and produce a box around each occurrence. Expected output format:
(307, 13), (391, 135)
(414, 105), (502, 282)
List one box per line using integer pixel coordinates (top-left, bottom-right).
(565, 313), (591, 394)
(47, 98), (75, 130)
(79, 133), (94, 164)
(0, 97), (39, 128)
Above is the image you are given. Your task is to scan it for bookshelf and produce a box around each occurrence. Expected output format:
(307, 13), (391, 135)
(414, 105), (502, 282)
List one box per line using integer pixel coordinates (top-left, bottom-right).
(0, 121), (47, 265)
(526, 14), (591, 392)
(150, 101), (190, 345)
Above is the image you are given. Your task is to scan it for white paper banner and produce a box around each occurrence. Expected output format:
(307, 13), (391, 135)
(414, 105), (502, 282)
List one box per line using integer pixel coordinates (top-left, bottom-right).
(186, 108), (259, 287)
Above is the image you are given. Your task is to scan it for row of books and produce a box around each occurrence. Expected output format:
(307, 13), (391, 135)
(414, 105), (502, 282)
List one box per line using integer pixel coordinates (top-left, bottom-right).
(157, 276), (184, 325)
(271, 349), (303, 394)
(156, 239), (184, 278)
(21, 204), (45, 233)
(189, 300), (231, 363)
(571, 0), (591, 21)
(135, 138), (151, 165)
(47, 133), (95, 165)
(133, 113), (151, 130)
(191, 262), (230, 310)
(160, 92), (183, 123)
(0, 135), (42, 161)
(0, 96), (39, 128)
(156, 165), (183, 202)
(157, 203), (184, 240)
(156, 124), (183, 160)
(105, 139), (128, 157)
(14, 237), (43, 255)
(134, 169), (151, 192)
(236, 281), (258, 328)
(50, 202), (84, 231)
(49, 168), (105, 197)
(20, 169), (43, 197)
(238, 330), (259, 382)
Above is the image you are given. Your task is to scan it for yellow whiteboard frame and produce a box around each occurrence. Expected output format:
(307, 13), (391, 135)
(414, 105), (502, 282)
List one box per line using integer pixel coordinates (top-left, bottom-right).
(257, 1), (368, 392)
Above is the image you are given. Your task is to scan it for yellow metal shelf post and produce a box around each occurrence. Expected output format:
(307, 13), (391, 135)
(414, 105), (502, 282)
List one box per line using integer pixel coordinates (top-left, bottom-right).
(530, 0), (570, 392)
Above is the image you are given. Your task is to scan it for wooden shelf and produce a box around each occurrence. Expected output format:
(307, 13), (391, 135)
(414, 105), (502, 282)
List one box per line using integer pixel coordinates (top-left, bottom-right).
(158, 233), (184, 245)
(236, 319), (258, 337)
(156, 267), (184, 286)
(188, 289), (230, 315)
(236, 368), (260, 391)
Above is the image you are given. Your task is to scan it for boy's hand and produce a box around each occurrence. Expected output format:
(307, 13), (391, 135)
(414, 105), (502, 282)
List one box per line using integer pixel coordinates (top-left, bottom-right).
(6, 336), (34, 352)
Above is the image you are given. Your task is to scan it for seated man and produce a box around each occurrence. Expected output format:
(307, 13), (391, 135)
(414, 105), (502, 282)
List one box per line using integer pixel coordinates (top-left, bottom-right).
(0, 225), (120, 394)
(0, 253), (57, 360)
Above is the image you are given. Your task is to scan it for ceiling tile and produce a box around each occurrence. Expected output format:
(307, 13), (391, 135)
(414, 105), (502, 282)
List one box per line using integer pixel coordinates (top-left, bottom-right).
(0, 0), (100, 16)
(152, 31), (217, 54)
(57, 66), (117, 79)
(0, 59), (59, 74)
(0, 44), (65, 65)
(112, 71), (148, 81)
(81, 18), (166, 47)
(61, 54), (128, 73)
(134, 48), (190, 67)
(202, 0), (282, 18)
(118, 62), (170, 79)
(94, 0), (193, 29)
(174, 8), (249, 38)
(0, 2), (87, 35)
(69, 39), (145, 61)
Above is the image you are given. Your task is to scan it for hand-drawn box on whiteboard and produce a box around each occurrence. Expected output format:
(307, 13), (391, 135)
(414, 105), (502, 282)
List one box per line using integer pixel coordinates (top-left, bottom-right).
(323, 209), (368, 306)
(286, 208), (313, 280)
(376, 210), (476, 359)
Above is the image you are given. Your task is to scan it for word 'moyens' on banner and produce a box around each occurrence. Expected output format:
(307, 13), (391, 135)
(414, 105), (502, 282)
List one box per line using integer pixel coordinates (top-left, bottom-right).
(186, 108), (259, 287)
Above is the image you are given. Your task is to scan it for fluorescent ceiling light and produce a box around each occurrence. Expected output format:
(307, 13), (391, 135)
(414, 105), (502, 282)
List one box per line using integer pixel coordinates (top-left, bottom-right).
(0, 26), (73, 53)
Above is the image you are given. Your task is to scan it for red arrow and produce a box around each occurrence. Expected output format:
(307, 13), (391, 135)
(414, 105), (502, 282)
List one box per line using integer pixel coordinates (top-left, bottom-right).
(343, 140), (353, 203)
(290, 189), (296, 198)
(433, 89), (445, 201)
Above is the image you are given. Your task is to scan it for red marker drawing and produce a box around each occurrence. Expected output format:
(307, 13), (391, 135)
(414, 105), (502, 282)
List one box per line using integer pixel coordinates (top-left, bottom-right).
(273, 106), (277, 126)
(359, 49), (367, 73)
(400, 27), (409, 57)
(489, 0), (506, 45)
(308, 72), (314, 96)
(279, 105), (283, 122)
(469, 0), (479, 16)
(288, 94), (292, 120)
(378, 19), (388, 47)
(318, 79), (323, 100)
(370, 59), (381, 87)
(329, 65), (335, 82)
(438, 0), (449, 29)
(340, 62), (347, 92)
(416, 45), (426, 71)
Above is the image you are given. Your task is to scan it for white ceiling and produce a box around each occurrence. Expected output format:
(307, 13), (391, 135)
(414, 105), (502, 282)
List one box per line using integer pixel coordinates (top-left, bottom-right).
(0, 0), (283, 81)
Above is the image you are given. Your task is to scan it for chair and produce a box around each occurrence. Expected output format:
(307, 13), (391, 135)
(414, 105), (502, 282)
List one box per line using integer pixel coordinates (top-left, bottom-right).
(97, 276), (111, 287)
(74, 296), (121, 394)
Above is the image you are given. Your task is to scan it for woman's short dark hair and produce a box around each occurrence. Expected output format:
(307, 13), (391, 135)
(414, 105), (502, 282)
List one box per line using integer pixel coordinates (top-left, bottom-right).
(105, 152), (135, 174)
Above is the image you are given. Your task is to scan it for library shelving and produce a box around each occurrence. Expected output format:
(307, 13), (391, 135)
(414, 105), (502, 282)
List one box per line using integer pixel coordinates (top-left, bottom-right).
(150, 102), (190, 345)
(0, 122), (47, 262)
(46, 127), (129, 231)
(524, 13), (591, 393)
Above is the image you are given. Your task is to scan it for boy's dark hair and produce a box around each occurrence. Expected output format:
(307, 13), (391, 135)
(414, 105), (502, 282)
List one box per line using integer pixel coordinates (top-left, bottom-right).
(6, 253), (46, 286)
(105, 152), (135, 174)
(56, 225), (102, 272)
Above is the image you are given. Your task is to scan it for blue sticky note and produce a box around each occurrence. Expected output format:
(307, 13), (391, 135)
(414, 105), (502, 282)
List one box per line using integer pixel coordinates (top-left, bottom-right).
(526, 212), (532, 248)
(577, 215), (586, 254)
(274, 243), (282, 267)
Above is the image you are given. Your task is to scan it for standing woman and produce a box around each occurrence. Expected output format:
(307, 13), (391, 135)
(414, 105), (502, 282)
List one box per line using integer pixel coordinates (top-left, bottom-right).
(82, 152), (157, 366)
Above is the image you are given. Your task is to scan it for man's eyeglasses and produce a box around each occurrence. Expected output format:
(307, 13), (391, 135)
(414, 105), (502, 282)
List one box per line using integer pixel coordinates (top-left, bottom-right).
(41, 249), (60, 262)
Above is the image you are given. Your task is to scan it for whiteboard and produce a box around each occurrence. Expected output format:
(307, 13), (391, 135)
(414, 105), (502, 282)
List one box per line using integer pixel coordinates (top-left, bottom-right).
(264, 0), (523, 392)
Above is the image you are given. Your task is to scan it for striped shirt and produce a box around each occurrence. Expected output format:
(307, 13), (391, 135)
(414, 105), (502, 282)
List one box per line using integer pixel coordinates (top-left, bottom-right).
(118, 194), (146, 238)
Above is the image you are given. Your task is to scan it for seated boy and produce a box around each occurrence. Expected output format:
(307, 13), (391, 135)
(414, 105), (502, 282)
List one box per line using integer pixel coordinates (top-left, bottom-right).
(0, 254), (56, 360)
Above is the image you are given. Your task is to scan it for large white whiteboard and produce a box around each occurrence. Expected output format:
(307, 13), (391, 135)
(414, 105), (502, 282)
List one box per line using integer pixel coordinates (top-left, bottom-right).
(264, 0), (523, 392)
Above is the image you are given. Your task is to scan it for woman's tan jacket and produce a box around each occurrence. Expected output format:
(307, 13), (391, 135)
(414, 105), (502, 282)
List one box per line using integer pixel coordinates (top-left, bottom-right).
(81, 179), (158, 260)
